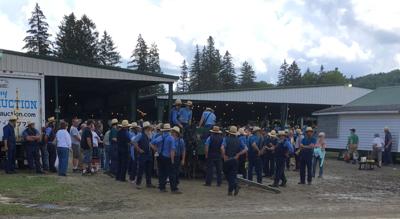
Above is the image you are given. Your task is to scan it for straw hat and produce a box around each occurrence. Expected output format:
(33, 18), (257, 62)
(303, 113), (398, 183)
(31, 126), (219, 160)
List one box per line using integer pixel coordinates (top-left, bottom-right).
(111, 118), (118, 125)
(306, 127), (313, 133)
(296, 129), (302, 134)
(161, 123), (172, 131)
(252, 126), (261, 133)
(238, 128), (247, 136)
(185, 101), (193, 106)
(226, 126), (239, 136)
(278, 131), (287, 136)
(9, 115), (18, 121)
(48, 117), (55, 122)
(171, 126), (181, 136)
(142, 121), (152, 128)
(121, 120), (131, 128)
(205, 107), (214, 112)
(210, 126), (223, 134)
(174, 99), (182, 105)
(269, 130), (277, 137)
(384, 126), (389, 131)
(319, 132), (326, 137)
(27, 121), (35, 126)
(131, 122), (139, 128)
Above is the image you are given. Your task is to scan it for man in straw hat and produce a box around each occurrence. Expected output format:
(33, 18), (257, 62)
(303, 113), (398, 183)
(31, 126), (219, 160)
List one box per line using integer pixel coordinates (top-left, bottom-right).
(299, 127), (316, 185)
(22, 121), (44, 174)
(238, 127), (249, 179)
(150, 123), (181, 194)
(179, 101), (193, 128)
(2, 115), (18, 174)
(221, 126), (248, 196)
(171, 126), (186, 186)
(170, 99), (183, 128)
(270, 131), (291, 187)
(106, 118), (119, 177)
(204, 126), (224, 187)
(114, 120), (131, 181)
(248, 126), (264, 183)
(199, 107), (216, 129)
(128, 122), (141, 183)
(263, 130), (278, 178)
(45, 116), (57, 172)
(383, 126), (393, 166)
(132, 121), (156, 189)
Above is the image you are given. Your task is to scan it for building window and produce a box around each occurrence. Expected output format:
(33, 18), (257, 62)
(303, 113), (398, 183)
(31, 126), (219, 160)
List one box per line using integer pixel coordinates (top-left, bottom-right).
(317, 115), (338, 138)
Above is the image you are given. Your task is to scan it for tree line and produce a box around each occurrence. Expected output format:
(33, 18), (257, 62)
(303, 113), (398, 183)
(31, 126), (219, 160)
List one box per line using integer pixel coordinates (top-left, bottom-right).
(22, 3), (164, 95)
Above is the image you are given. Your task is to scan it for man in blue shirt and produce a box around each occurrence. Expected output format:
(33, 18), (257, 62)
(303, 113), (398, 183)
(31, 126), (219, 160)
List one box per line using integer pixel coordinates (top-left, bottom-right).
(263, 130), (277, 177)
(248, 127), (264, 183)
(179, 101), (193, 129)
(170, 99), (182, 128)
(204, 126), (224, 186)
(171, 126), (186, 186)
(133, 121), (155, 189)
(199, 108), (216, 129)
(45, 117), (57, 172)
(150, 124), (180, 194)
(299, 127), (316, 185)
(22, 121), (44, 174)
(116, 120), (131, 182)
(221, 126), (248, 196)
(128, 122), (140, 183)
(2, 116), (17, 174)
(238, 128), (249, 179)
(270, 131), (290, 187)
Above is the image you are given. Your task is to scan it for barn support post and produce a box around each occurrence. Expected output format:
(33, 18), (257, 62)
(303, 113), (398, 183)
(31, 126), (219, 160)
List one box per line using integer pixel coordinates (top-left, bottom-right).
(129, 87), (138, 122)
(54, 76), (60, 123)
(280, 103), (289, 129)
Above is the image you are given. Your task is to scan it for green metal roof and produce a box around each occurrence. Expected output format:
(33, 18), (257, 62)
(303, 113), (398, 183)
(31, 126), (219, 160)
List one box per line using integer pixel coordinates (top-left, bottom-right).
(347, 86), (400, 106)
(0, 49), (178, 80)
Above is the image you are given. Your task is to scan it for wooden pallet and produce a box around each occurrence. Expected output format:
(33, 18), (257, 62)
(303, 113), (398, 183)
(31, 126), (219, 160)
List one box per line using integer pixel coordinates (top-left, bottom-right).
(237, 177), (281, 194)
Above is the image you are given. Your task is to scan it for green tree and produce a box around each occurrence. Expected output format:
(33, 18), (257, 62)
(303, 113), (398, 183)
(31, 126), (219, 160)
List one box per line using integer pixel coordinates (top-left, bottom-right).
(277, 59), (289, 86)
(352, 69), (400, 89)
(23, 3), (51, 56)
(286, 61), (302, 86)
(54, 13), (78, 60)
(177, 60), (190, 92)
(189, 45), (201, 91)
(319, 67), (348, 85)
(239, 61), (256, 88)
(147, 43), (161, 73)
(301, 67), (319, 85)
(98, 31), (121, 66)
(199, 36), (221, 90)
(128, 34), (149, 72)
(218, 50), (237, 89)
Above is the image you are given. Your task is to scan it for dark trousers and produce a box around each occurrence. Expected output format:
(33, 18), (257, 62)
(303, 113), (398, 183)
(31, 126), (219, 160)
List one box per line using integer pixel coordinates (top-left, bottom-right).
(173, 156), (182, 185)
(5, 146), (16, 173)
(128, 157), (137, 181)
(136, 159), (153, 186)
(264, 153), (275, 176)
(26, 145), (42, 172)
(294, 153), (300, 170)
(224, 159), (238, 193)
(300, 153), (313, 183)
(384, 146), (392, 165)
(47, 143), (57, 172)
(238, 156), (247, 179)
(274, 157), (287, 185)
(39, 144), (49, 170)
(116, 151), (129, 181)
(248, 157), (262, 183)
(110, 143), (118, 175)
(158, 156), (178, 191)
(205, 158), (222, 186)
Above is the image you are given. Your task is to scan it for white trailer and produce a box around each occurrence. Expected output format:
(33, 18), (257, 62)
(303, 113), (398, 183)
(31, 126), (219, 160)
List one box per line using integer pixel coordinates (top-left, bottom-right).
(0, 71), (45, 141)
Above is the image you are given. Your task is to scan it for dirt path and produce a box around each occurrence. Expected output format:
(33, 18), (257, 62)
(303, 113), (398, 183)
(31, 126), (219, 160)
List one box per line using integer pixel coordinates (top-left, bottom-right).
(5, 159), (400, 219)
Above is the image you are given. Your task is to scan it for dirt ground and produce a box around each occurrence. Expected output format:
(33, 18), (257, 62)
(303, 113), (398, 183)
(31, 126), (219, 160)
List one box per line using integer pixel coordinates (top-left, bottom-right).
(3, 158), (400, 219)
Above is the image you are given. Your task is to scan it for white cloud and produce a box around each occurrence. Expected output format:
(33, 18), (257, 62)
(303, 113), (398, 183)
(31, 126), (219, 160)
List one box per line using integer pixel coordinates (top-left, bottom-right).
(0, 14), (26, 51)
(395, 54), (400, 68)
(307, 37), (372, 62)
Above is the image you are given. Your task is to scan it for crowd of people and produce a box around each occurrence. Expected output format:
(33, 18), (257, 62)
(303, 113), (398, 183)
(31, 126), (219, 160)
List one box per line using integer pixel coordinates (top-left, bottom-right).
(0, 99), (395, 196)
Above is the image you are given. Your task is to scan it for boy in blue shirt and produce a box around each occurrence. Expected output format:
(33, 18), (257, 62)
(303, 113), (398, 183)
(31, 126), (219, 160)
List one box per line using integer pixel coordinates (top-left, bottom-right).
(248, 127), (264, 183)
(299, 127), (316, 185)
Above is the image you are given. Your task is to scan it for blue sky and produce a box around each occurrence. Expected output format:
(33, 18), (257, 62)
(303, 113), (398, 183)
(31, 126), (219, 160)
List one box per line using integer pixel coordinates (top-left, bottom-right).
(1, 0), (400, 83)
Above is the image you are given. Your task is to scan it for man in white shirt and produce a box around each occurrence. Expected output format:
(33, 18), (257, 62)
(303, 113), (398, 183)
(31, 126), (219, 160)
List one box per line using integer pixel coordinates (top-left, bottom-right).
(70, 118), (81, 172)
(372, 133), (384, 167)
(56, 121), (72, 176)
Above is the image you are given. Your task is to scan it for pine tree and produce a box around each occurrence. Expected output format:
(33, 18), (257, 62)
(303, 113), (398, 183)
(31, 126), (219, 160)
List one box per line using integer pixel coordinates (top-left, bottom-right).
(177, 60), (190, 92)
(98, 31), (121, 66)
(23, 3), (51, 56)
(287, 61), (302, 86)
(198, 36), (220, 91)
(218, 50), (237, 89)
(319, 65), (325, 74)
(148, 43), (161, 74)
(54, 13), (78, 60)
(239, 61), (256, 88)
(189, 45), (201, 91)
(277, 59), (289, 86)
(128, 34), (149, 72)
(302, 67), (319, 85)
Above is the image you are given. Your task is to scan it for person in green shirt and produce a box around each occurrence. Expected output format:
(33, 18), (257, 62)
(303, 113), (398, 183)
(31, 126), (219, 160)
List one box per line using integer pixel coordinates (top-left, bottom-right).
(347, 128), (359, 164)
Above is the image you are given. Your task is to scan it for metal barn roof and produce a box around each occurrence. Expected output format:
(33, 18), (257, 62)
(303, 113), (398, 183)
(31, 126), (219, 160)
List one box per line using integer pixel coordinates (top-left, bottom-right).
(314, 86), (400, 115)
(0, 49), (177, 83)
(157, 85), (372, 105)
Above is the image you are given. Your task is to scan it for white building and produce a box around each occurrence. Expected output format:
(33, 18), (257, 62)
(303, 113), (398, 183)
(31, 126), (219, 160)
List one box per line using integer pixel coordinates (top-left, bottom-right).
(314, 86), (400, 152)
